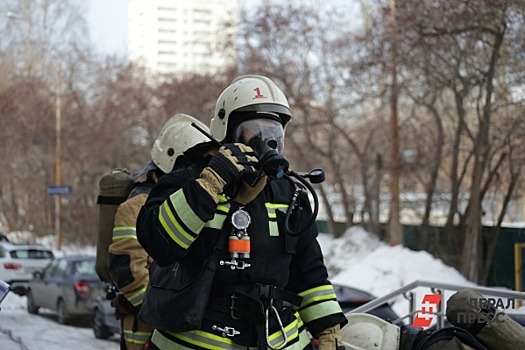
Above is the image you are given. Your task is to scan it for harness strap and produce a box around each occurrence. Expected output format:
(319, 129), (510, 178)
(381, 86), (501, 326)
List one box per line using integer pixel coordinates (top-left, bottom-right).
(97, 195), (128, 205)
(207, 285), (302, 325)
(256, 284), (303, 307)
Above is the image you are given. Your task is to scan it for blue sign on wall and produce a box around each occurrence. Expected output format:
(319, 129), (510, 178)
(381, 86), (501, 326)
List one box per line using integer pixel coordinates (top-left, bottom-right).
(47, 185), (72, 195)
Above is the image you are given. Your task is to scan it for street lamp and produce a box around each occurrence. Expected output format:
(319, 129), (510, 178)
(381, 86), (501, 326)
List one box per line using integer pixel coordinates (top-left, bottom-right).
(54, 65), (63, 251)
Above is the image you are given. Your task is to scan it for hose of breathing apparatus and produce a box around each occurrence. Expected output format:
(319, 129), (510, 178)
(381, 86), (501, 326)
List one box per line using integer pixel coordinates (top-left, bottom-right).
(257, 149), (324, 235)
(191, 122), (324, 235)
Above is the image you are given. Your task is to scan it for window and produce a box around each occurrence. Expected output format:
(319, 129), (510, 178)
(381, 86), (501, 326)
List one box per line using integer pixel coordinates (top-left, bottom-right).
(73, 260), (96, 276)
(10, 249), (54, 259)
(54, 259), (68, 279)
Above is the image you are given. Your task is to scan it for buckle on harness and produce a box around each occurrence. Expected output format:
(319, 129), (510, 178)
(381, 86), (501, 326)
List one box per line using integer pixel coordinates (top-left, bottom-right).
(220, 259), (251, 270)
(230, 295), (241, 320)
(212, 324), (240, 337)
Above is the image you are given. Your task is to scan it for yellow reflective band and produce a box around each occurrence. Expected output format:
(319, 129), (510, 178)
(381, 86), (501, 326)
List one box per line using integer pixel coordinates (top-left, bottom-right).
(112, 227), (137, 241)
(124, 330), (152, 344)
(265, 203), (289, 209)
(154, 320), (310, 350)
(265, 202), (287, 237)
(217, 204), (230, 214)
(299, 300), (342, 324)
(152, 330), (195, 349)
(299, 285), (337, 306)
(159, 202), (193, 249)
(165, 329), (247, 350)
(170, 190), (206, 233)
(284, 327), (312, 350)
(267, 314), (300, 347)
(127, 286), (147, 307)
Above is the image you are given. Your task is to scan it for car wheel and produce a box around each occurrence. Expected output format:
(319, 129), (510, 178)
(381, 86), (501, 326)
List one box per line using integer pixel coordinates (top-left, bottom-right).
(93, 307), (112, 339)
(56, 299), (70, 325)
(26, 290), (40, 314)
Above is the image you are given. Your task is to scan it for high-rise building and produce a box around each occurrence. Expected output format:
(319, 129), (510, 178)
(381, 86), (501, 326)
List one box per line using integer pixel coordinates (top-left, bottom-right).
(128, 0), (239, 75)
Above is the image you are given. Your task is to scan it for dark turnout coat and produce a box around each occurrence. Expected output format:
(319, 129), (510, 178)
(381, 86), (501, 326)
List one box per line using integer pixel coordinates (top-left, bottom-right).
(137, 152), (346, 350)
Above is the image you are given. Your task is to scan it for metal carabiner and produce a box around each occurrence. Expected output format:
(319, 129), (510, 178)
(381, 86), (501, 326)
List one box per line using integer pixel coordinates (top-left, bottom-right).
(265, 300), (288, 350)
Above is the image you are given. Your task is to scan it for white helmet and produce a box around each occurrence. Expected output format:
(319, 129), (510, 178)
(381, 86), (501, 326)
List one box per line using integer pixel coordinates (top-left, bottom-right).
(151, 113), (209, 173)
(210, 75), (292, 143)
(340, 313), (400, 350)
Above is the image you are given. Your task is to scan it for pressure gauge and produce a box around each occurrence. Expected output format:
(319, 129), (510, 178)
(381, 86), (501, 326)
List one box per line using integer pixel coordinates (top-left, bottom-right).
(231, 209), (251, 230)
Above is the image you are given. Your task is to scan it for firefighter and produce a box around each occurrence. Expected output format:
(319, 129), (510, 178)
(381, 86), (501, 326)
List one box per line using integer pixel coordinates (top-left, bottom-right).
(340, 289), (525, 350)
(108, 114), (209, 350)
(136, 75), (347, 349)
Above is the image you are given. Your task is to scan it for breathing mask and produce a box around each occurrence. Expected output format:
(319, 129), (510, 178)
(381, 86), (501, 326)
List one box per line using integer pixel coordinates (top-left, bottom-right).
(234, 118), (284, 158)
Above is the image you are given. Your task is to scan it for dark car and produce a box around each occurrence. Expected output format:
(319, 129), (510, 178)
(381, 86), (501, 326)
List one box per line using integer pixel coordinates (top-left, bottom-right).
(91, 286), (121, 339)
(333, 284), (400, 323)
(26, 255), (105, 324)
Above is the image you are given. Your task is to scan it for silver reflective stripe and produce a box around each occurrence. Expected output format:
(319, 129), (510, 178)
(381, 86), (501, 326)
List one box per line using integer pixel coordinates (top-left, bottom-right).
(127, 286), (147, 307)
(267, 316), (299, 348)
(112, 227), (137, 241)
(124, 330), (151, 345)
(159, 201), (194, 249)
(155, 329), (246, 350)
(280, 327), (312, 350)
(300, 300), (342, 323)
(299, 285), (337, 306)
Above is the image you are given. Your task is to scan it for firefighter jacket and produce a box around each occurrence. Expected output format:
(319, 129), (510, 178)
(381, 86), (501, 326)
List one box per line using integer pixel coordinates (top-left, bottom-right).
(137, 155), (347, 350)
(109, 181), (155, 309)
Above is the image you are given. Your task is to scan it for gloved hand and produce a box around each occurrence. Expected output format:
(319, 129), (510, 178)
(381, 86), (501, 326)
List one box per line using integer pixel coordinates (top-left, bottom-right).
(111, 293), (138, 320)
(196, 143), (259, 202)
(317, 324), (345, 350)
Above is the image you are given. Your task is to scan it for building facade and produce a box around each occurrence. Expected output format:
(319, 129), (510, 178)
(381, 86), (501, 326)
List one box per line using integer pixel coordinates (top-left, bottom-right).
(128, 0), (239, 75)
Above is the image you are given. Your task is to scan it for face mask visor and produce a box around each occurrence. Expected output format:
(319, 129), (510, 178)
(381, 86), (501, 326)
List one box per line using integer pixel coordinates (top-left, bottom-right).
(234, 118), (284, 158)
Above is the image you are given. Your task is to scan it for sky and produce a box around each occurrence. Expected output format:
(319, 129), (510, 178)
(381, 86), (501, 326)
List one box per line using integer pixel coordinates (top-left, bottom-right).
(85, 0), (352, 57)
(87, 0), (128, 56)
(2, 226), (523, 349)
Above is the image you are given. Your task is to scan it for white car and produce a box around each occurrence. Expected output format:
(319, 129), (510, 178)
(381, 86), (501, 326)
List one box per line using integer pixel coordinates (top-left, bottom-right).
(0, 242), (54, 295)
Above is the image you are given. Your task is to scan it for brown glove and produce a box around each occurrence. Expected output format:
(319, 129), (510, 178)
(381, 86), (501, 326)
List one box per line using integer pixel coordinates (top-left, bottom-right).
(317, 324), (345, 350)
(234, 174), (267, 205)
(196, 143), (258, 202)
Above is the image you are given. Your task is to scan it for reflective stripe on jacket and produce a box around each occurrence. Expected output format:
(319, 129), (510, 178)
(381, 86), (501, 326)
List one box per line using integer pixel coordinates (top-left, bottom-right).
(137, 159), (347, 349)
(109, 192), (152, 306)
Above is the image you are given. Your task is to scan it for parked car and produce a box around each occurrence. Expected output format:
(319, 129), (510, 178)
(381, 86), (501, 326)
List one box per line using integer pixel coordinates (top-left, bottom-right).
(26, 255), (105, 324)
(91, 285), (120, 340)
(0, 242), (54, 295)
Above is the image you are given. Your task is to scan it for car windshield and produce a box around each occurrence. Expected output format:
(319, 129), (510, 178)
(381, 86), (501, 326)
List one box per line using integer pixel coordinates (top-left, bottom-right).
(73, 259), (96, 276)
(10, 249), (54, 259)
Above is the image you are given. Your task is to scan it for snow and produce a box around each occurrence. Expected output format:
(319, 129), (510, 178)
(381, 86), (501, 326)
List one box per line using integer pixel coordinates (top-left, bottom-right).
(0, 226), (521, 349)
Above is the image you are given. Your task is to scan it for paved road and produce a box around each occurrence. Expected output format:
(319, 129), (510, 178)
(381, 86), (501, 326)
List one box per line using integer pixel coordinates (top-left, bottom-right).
(0, 293), (119, 350)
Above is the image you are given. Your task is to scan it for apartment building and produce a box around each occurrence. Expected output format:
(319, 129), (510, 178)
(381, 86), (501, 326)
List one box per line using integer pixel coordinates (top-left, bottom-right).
(128, 0), (239, 74)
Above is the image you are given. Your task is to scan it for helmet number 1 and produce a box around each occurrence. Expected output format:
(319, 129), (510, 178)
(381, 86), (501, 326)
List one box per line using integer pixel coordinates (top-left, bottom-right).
(253, 87), (265, 99)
